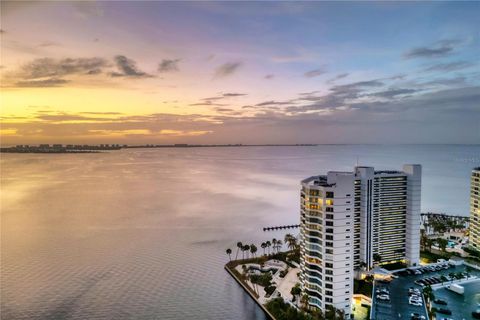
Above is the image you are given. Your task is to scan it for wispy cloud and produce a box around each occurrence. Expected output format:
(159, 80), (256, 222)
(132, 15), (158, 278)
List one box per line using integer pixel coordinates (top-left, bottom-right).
(18, 57), (108, 79)
(304, 67), (327, 78)
(158, 59), (180, 73)
(423, 61), (474, 72)
(403, 39), (461, 59)
(15, 78), (69, 87)
(214, 62), (242, 78)
(327, 73), (349, 84)
(110, 55), (152, 78)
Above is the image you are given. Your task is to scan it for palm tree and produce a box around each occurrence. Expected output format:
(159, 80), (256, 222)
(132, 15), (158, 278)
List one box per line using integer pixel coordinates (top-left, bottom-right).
(276, 240), (283, 253)
(448, 272), (456, 283)
(440, 275), (447, 284)
(425, 238), (434, 252)
(266, 241), (272, 255)
(423, 285), (434, 302)
(272, 238), (277, 254)
(236, 242), (243, 260)
(243, 244), (250, 259)
(250, 244), (257, 258)
(436, 238), (448, 252)
(261, 242), (267, 256)
(285, 234), (298, 250)
(420, 229), (427, 250)
(226, 248), (232, 261)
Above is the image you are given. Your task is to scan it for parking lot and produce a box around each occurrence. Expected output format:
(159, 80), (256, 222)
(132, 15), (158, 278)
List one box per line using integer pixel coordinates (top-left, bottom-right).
(371, 262), (478, 320)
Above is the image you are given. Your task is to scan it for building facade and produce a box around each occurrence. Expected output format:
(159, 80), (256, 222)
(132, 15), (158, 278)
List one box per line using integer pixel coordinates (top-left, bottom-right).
(470, 167), (480, 250)
(300, 172), (355, 317)
(300, 164), (421, 315)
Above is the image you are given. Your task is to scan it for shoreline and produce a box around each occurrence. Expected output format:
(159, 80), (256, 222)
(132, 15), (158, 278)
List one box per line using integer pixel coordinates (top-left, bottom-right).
(224, 264), (276, 320)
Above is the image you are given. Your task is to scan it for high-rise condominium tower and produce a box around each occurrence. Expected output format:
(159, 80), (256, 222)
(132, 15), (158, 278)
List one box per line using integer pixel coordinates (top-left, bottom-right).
(299, 164), (421, 315)
(470, 167), (480, 250)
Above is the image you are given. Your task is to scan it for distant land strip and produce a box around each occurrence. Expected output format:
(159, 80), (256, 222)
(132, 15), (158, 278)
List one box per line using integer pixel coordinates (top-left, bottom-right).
(1, 143), (320, 153)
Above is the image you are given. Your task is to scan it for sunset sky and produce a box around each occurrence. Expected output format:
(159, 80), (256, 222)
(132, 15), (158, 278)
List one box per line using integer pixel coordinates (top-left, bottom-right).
(1, 1), (479, 145)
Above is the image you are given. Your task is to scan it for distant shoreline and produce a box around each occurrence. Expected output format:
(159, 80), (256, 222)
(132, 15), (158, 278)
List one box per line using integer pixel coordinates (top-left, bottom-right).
(0, 144), (319, 153)
(1, 143), (479, 154)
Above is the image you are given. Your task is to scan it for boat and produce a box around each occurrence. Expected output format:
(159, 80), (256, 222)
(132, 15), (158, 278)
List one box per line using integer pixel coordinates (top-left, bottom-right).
(472, 308), (480, 319)
(446, 283), (464, 295)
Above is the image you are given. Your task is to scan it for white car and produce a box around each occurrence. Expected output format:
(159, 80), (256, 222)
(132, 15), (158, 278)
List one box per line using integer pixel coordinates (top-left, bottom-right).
(377, 294), (390, 301)
(409, 301), (423, 307)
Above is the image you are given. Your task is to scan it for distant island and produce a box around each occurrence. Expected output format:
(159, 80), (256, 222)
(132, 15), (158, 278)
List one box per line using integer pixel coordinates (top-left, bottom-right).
(0, 144), (123, 153)
(1, 143), (319, 153)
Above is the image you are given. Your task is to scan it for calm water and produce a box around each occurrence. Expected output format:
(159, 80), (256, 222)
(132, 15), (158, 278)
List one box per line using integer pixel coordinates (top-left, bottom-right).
(1, 145), (479, 320)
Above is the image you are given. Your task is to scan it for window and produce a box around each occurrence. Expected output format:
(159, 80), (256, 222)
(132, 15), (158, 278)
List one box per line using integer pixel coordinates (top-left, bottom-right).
(326, 192), (334, 198)
(326, 263), (333, 268)
(326, 249), (333, 254)
(326, 214), (334, 220)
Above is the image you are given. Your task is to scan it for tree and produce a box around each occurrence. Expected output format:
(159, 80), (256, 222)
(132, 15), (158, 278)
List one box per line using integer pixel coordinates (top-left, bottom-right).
(436, 238), (448, 252)
(290, 283), (302, 303)
(236, 242), (243, 260)
(285, 234), (298, 250)
(373, 253), (382, 265)
(226, 248), (232, 261)
(276, 240), (283, 253)
(425, 238), (434, 252)
(423, 285), (435, 303)
(448, 272), (456, 283)
(420, 229), (427, 250)
(266, 241), (272, 255)
(261, 242), (267, 256)
(250, 244), (257, 258)
(243, 244), (250, 259)
(272, 238), (277, 253)
(440, 275), (447, 284)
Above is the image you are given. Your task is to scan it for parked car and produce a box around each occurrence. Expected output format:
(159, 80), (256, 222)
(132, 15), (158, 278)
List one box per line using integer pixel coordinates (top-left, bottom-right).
(434, 299), (448, 305)
(410, 313), (426, 320)
(437, 308), (452, 315)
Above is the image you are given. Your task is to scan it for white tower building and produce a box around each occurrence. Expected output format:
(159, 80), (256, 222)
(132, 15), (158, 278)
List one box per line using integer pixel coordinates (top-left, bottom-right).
(300, 164), (422, 316)
(470, 167), (480, 250)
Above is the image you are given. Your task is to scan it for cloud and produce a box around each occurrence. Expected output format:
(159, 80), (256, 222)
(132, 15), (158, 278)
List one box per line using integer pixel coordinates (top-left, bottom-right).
(264, 74), (274, 79)
(37, 41), (61, 48)
(222, 92), (247, 97)
(18, 57), (109, 79)
(423, 61), (474, 72)
(403, 39), (461, 59)
(327, 73), (349, 83)
(256, 100), (293, 107)
(158, 59), (180, 73)
(371, 88), (418, 99)
(189, 101), (228, 107)
(15, 78), (69, 87)
(110, 55), (152, 78)
(214, 62), (242, 78)
(304, 68), (327, 78)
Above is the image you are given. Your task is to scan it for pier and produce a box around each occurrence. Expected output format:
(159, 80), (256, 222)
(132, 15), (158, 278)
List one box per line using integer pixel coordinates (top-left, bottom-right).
(262, 225), (299, 232)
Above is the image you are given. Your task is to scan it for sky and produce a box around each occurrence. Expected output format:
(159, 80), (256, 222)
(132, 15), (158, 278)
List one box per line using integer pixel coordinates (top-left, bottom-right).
(1, 1), (479, 145)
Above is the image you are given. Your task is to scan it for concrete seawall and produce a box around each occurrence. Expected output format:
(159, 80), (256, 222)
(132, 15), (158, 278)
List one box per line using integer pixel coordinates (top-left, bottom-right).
(224, 265), (276, 320)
